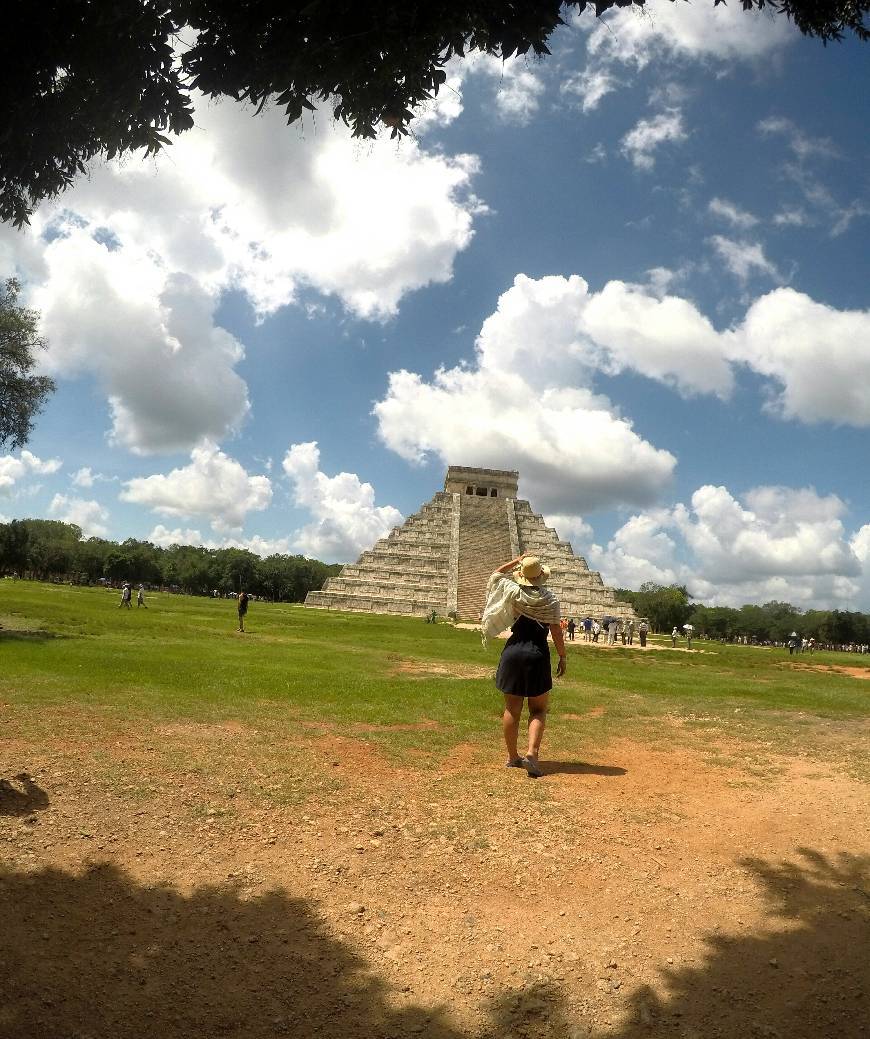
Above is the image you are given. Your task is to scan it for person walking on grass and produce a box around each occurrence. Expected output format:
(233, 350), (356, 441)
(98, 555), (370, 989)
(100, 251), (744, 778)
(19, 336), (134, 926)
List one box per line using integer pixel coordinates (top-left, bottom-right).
(136, 584), (147, 608)
(237, 589), (249, 632)
(118, 582), (132, 608)
(481, 554), (565, 779)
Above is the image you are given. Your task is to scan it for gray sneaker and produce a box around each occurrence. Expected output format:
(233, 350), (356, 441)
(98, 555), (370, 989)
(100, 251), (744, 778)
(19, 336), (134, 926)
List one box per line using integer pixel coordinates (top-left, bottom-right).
(505, 757), (524, 769)
(521, 755), (543, 778)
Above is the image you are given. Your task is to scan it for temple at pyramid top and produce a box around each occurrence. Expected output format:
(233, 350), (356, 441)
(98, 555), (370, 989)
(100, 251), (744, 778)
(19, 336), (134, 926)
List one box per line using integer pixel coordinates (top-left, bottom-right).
(305, 466), (635, 623)
(444, 466), (518, 498)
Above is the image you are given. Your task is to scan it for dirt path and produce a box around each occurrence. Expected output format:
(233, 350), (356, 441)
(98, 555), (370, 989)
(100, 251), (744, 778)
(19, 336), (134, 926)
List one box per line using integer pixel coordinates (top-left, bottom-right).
(1, 718), (868, 1039)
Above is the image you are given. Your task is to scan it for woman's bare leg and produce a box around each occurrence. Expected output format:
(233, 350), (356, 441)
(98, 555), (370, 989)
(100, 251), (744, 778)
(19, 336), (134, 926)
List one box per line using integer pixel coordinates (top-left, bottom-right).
(525, 693), (550, 760)
(502, 695), (524, 761)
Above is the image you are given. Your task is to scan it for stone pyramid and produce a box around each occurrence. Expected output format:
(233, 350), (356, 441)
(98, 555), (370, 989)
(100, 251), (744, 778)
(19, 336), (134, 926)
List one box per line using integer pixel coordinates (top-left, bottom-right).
(304, 466), (636, 623)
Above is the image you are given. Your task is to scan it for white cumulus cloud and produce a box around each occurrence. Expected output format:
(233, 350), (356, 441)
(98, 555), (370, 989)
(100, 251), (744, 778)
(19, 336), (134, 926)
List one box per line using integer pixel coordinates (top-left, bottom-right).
(282, 442), (403, 561)
(375, 271), (870, 521)
(71, 467), (96, 488)
(730, 288), (870, 425)
(121, 443), (272, 533)
(708, 197), (760, 230)
(0, 450), (62, 492)
(414, 53), (545, 131)
(709, 236), (785, 284)
(562, 69), (619, 112)
(374, 273), (691, 515)
(33, 248), (250, 454)
(48, 494), (109, 537)
(621, 110), (687, 170)
(146, 524), (294, 557)
(6, 94), (486, 455)
(581, 0), (795, 72)
(590, 484), (863, 608)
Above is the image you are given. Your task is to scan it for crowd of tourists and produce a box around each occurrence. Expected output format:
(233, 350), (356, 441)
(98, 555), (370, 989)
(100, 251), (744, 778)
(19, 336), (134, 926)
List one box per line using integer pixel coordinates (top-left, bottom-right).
(559, 615), (650, 647)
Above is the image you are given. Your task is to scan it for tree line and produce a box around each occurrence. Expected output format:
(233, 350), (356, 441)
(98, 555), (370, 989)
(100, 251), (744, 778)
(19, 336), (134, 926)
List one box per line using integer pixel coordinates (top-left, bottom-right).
(616, 581), (870, 646)
(0, 518), (342, 602)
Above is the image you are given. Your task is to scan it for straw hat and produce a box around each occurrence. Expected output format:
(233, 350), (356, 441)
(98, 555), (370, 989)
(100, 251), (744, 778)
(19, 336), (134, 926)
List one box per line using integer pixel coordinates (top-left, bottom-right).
(514, 556), (550, 587)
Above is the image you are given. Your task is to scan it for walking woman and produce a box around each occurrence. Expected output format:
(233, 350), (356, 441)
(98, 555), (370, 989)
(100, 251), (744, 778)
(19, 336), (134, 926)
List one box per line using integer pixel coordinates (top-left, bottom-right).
(482, 554), (566, 778)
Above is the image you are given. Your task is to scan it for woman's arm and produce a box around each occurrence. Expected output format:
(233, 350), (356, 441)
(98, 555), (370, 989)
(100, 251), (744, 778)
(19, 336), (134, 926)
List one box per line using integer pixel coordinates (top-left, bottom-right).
(549, 623), (567, 677)
(495, 553), (526, 575)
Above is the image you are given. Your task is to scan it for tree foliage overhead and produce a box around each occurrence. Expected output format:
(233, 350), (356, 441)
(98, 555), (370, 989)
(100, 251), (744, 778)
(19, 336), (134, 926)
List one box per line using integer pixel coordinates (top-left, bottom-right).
(2, 0), (867, 226)
(0, 279), (55, 450)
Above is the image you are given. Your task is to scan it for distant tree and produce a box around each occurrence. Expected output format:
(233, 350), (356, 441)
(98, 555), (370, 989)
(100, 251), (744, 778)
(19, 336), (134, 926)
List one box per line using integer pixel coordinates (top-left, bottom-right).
(17, 519), (80, 579)
(690, 604), (739, 639)
(760, 600), (802, 642)
(215, 548), (260, 594)
(119, 538), (164, 585)
(2, 0), (867, 226)
(826, 609), (869, 645)
(0, 519), (30, 574)
(628, 581), (693, 632)
(0, 279), (55, 449)
(71, 537), (112, 584)
(103, 549), (136, 584)
(257, 555), (292, 602)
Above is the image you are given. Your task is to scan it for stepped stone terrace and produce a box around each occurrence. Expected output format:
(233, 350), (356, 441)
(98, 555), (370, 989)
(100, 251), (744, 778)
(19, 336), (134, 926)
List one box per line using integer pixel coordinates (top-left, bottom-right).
(304, 466), (636, 623)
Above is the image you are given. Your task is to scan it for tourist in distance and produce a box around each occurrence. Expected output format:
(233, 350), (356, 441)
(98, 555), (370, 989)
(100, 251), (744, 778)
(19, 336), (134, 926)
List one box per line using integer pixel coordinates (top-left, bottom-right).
(638, 618), (649, 647)
(671, 626), (679, 647)
(136, 584), (147, 608)
(481, 554), (565, 779)
(237, 589), (249, 632)
(117, 582), (132, 608)
(567, 617), (576, 641)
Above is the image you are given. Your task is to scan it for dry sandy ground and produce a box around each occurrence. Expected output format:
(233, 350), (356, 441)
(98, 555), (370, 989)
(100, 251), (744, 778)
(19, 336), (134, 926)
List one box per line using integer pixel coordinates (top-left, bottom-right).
(1, 713), (868, 1039)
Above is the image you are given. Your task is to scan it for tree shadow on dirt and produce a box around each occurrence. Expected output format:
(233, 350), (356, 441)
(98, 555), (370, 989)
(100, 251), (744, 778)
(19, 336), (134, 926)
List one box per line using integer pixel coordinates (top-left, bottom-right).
(0, 773), (49, 816)
(603, 847), (870, 1039)
(538, 761), (627, 777)
(1, 848), (867, 1039)
(515, 847), (869, 1039)
(0, 861), (467, 1039)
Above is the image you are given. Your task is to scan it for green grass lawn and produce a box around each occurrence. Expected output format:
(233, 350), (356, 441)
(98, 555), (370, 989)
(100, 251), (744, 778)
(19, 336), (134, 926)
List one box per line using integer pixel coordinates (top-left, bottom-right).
(1, 581), (868, 774)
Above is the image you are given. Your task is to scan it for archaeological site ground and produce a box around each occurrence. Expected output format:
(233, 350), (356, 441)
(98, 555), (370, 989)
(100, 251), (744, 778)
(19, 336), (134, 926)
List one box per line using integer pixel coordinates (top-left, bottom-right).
(1, 582), (868, 1039)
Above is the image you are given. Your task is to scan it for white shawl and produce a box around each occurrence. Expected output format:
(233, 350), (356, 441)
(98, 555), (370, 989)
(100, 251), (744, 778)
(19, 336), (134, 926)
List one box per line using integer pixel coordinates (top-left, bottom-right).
(481, 571), (561, 647)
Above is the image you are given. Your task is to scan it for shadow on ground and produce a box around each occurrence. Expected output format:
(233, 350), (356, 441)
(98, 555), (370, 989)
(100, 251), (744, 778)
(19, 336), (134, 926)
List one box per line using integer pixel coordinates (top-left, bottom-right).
(0, 628), (60, 642)
(0, 774), (49, 817)
(593, 847), (870, 1039)
(538, 761), (627, 777)
(0, 849), (866, 1038)
(0, 862), (463, 1039)
(489, 849), (869, 1039)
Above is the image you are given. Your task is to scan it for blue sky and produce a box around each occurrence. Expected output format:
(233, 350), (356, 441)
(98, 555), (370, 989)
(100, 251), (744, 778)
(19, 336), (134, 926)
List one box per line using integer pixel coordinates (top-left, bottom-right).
(1, 2), (869, 609)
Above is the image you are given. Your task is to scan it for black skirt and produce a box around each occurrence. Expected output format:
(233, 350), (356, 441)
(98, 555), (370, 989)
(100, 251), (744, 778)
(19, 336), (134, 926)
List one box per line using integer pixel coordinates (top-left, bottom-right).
(495, 615), (552, 698)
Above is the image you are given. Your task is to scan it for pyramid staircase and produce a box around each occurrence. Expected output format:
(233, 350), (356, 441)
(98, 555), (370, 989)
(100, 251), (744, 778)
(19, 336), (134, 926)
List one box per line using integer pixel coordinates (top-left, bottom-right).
(456, 496), (514, 620)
